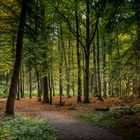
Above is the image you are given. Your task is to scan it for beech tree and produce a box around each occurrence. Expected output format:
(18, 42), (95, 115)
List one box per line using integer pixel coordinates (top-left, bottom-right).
(5, 0), (30, 115)
(0, 0), (139, 113)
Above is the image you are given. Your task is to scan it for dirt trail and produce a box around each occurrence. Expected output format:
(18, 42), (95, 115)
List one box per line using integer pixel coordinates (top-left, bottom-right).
(13, 100), (123, 140)
(36, 111), (123, 140)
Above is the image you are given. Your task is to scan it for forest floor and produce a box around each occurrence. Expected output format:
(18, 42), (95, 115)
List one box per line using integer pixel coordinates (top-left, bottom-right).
(0, 96), (140, 140)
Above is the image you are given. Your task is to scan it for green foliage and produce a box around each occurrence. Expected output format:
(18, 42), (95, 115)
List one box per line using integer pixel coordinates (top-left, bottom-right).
(78, 106), (140, 140)
(0, 115), (58, 140)
(23, 91), (38, 97)
(78, 111), (118, 128)
(0, 85), (8, 98)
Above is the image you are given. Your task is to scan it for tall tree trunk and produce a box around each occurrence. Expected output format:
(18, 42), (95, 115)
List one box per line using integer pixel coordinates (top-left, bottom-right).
(29, 69), (32, 99)
(35, 68), (41, 100)
(108, 53), (113, 97)
(134, 0), (140, 97)
(19, 67), (23, 98)
(64, 41), (71, 97)
(21, 60), (24, 98)
(96, 24), (102, 100)
(93, 42), (98, 96)
(51, 72), (55, 96)
(84, 0), (90, 103)
(58, 25), (63, 104)
(40, 0), (49, 103)
(67, 36), (71, 97)
(71, 42), (75, 96)
(102, 36), (107, 98)
(48, 72), (52, 104)
(5, 0), (29, 115)
(42, 75), (49, 103)
(75, 0), (82, 102)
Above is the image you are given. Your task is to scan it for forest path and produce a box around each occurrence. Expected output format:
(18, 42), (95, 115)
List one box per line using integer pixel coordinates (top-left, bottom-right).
(13, 98), (124, 140)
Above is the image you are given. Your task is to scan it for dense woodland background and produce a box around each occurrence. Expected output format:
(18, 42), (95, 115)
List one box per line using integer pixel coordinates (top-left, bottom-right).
(0, 0), (140, 115)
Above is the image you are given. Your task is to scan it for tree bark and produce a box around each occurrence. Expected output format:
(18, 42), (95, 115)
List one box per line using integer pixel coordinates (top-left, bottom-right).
(48, 72), (52, 104)
(96, 20), (102, 100)
(5, 0), (29, 115)
(93, 42), (98, 96)
(84, 0), (90, 103)
(42, 76), (49, 103)
(102, 36), (107, 97)
(29, 69), (32, 99)
(75, 0), (82, 102)
(134, 0), (140, 97)
(71, 42), (75, 96)
(58, 25), (63, 104)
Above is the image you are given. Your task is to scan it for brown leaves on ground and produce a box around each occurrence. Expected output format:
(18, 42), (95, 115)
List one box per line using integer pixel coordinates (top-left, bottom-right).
(0, 96), (140, 117)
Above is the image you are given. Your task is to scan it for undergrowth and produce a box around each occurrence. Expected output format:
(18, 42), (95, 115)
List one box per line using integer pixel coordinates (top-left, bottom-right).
(78, 106), (140, 140)
(0, 115), (58, 140)
(78, 111), (119, 128)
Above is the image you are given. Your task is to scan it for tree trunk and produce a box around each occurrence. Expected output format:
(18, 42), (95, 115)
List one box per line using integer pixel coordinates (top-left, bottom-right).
(5, 0), (29, 115)
(35, 68), (41, 100)
(42, 76), (49, 103)
(48, 72), (52, 104)
(58, 25), (63, 104)
(134, 0), (140, 97)
(21, 61), (24, 98)
(71, 43), (75, 96)
(96, 24), (102, 100)
(51, 73), (55, 96)
(84, 0), (90, 103)
(29, 69), (32, 99)
(75, 0), (82, 102)
(64, 41), (71, 98)
(93, 42), (98, 96)
(67, 36), (71, 97)
(19, 66), (23, 98)
(102, 36), (107, 97)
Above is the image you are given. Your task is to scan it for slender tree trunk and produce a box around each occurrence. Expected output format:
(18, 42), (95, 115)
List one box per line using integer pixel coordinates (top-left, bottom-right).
(29, 69), (32, 99)
(93, 42), (98, 96)
(59, 64), (63, 104)
(19, 67), (23, 98)
(40, 78), (44, 100)
(71, 43), (75, 96)
(51, 73), (55, 96)
(75, 0), (82, 102)
(67, 36), (71, 97)
(116, 33), (121, 97)
(108, 48), (113, 97)
(96, 24), (102, 100)
(21, 61), (24, 98)
(35, 68), (41, 100)
(58, 25), (63, 104)
(64, 42), (71, 97)
(48, 72), (52, 104)
(134, 0), (140, 97)
(42, 75), (49, 103)
(84, 0), (90, 103)
(5, 0), (29, 115)
(102, 36), (107, 98)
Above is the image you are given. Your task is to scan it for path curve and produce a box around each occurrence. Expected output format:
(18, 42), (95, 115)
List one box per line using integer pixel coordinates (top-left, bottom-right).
(15, 103), (123, 140)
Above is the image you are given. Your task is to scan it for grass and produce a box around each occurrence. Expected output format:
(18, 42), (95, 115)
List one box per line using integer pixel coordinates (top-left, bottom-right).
(78, 106), (140, 140)
(0, 115), (58, 140)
